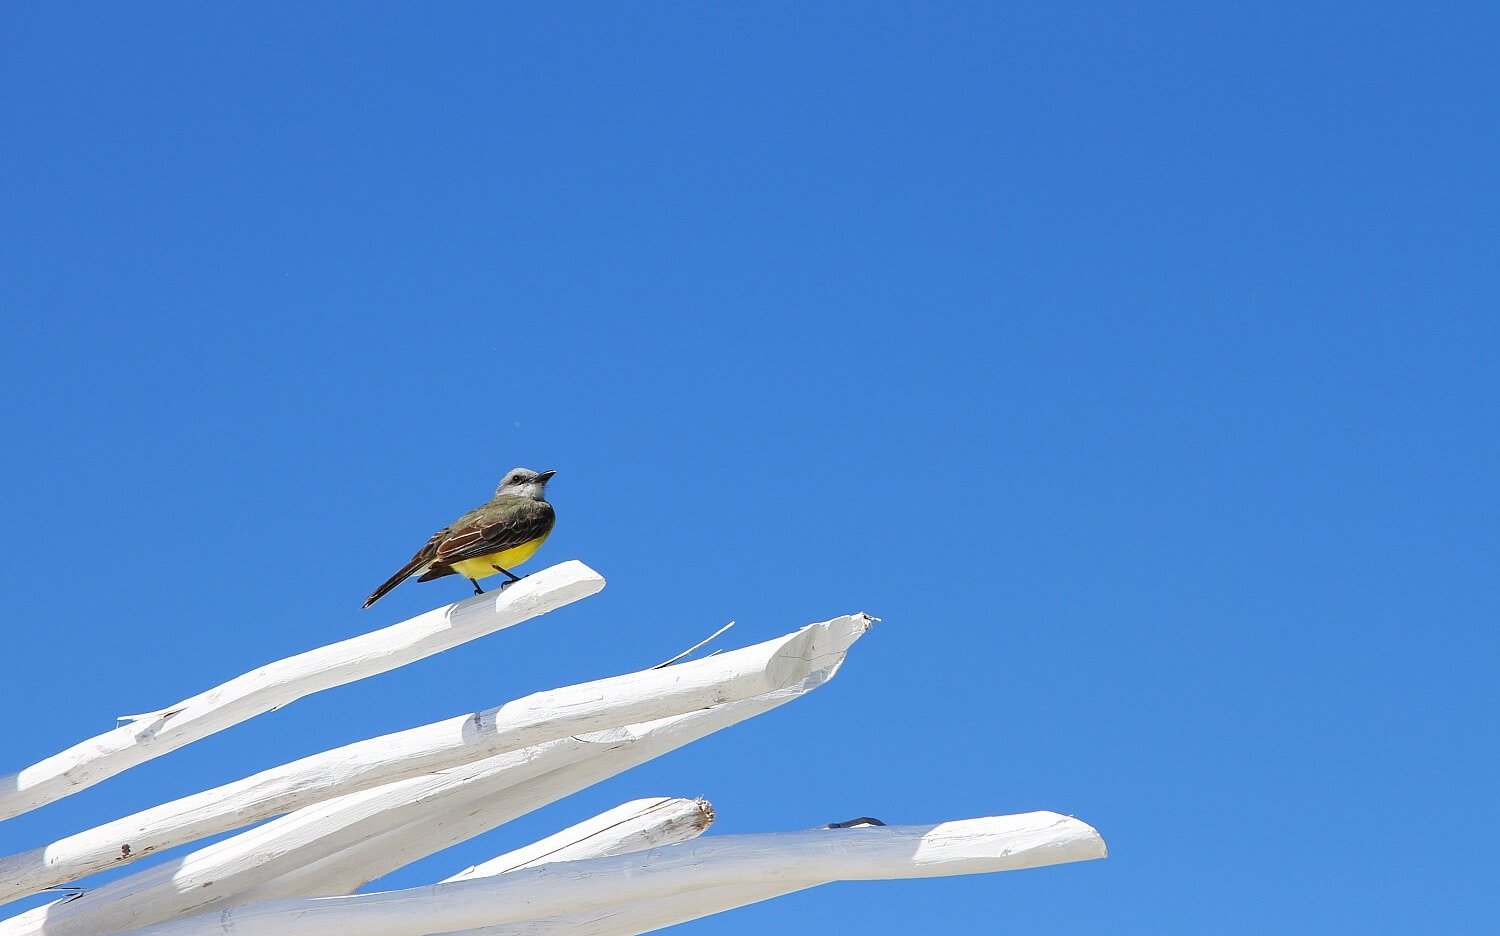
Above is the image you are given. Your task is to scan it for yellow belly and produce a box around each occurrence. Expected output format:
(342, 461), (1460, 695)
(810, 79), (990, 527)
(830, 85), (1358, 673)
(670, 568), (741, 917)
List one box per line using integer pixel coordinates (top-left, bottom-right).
(447, 533), (550, 580)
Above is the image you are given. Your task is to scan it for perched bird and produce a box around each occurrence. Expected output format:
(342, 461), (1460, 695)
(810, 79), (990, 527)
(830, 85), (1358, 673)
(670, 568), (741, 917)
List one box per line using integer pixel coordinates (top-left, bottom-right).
(363, 468), (557, 608)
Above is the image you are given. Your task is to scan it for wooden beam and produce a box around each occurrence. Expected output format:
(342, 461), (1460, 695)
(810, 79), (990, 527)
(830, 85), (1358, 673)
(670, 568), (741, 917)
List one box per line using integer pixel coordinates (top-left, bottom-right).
(0, 616), (870, 936)
(0, 614), (847, 903)
(0, 561), (605, 823)
(441, 796), (714, 881)
(113, 813), (1106, 936)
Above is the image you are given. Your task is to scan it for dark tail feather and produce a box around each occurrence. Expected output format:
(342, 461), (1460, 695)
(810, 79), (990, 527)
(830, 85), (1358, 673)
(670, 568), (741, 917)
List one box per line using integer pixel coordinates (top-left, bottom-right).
(363, 557), (425, 608)
(364, 530), (446, 608)
(415, 565), (457, 583)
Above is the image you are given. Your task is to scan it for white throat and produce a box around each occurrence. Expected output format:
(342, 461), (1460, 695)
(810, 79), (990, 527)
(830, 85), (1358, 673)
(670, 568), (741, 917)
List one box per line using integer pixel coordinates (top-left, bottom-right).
(498, 481), (547, 501)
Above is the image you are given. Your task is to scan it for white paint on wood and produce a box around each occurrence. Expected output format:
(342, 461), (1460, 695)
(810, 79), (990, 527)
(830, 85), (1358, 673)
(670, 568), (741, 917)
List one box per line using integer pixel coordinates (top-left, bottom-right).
(116, 813), (1106, 936)
(226, 615), (867, 904)
(0, 616), (845, 902)
(199, 687), (801, 909)
(441, 797), (714, 881)
(0, 616), (870, 936)
(0, 562), (605, 822)
(440, 882), (809, 936)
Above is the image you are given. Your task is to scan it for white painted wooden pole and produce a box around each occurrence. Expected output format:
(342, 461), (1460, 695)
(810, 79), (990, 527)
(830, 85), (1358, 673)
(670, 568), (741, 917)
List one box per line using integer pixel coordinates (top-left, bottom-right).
(0, 617), (869, 935)
(440, 797), (714, 881)
(0, 617), (846, 903)
(221, 616), (867, 905)
(443, 881), (814, 936)
(115, 813), (1106, 936)
(224, 717), (744, 902)
(0, 561), (605, 822)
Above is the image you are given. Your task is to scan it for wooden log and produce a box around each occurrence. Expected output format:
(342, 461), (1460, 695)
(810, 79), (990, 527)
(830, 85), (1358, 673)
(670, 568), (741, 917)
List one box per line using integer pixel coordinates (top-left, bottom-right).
(225, 616), (867, 904)
(441, 797), (714, 881)
(439, 882), (812, 936)
(0, 616), (843, 903)
(0, 616), (870, 936)
(0, 561), (605, 822)
(115, 813), (1106, 936)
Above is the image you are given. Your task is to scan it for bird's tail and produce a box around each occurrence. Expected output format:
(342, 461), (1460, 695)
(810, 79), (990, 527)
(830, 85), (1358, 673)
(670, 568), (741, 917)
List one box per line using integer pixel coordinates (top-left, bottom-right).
(363, 531), (445, 608)
(363, 557), (427, 608)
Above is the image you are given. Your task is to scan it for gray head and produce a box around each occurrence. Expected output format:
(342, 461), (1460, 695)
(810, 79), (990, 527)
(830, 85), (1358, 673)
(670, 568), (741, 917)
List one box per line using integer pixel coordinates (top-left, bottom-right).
(495, 467), (556, 500)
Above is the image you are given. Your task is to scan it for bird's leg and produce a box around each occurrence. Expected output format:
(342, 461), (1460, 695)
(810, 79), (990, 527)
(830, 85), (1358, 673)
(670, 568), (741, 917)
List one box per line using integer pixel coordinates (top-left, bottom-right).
(469, 578), (485, 595)
(492, 564), (523, 583)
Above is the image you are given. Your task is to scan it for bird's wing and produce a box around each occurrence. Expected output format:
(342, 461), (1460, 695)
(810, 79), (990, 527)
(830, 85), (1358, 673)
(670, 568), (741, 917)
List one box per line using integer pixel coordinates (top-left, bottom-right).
(431, 499), (555, 567)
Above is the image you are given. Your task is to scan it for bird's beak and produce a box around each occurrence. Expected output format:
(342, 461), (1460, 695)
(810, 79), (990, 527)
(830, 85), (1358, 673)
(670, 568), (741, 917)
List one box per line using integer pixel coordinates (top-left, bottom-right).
(537, 469), (557, 484)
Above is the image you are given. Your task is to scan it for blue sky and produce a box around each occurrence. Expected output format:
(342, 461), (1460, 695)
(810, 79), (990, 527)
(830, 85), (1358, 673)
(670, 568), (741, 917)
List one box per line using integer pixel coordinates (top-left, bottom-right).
(1, 2), (1496, 932)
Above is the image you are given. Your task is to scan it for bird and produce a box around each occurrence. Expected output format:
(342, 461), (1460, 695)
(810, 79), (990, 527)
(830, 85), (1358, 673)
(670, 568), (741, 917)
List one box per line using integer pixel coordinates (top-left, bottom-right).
(363, 467), (557, 608)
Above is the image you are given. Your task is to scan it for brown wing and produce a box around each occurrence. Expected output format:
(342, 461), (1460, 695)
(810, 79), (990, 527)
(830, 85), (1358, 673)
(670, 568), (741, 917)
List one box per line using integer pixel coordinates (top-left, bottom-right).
(423, 498), (556, 572)
(363, 528), (448, 608)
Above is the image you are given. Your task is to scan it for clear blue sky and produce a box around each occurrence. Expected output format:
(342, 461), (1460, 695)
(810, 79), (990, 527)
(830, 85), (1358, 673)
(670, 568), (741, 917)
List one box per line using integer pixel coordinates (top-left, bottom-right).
(1, 3), (1495, 932)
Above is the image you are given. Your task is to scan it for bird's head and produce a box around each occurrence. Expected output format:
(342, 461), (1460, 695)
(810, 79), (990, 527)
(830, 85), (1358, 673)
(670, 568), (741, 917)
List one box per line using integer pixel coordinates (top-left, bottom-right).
(495, 467), (556, 500)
